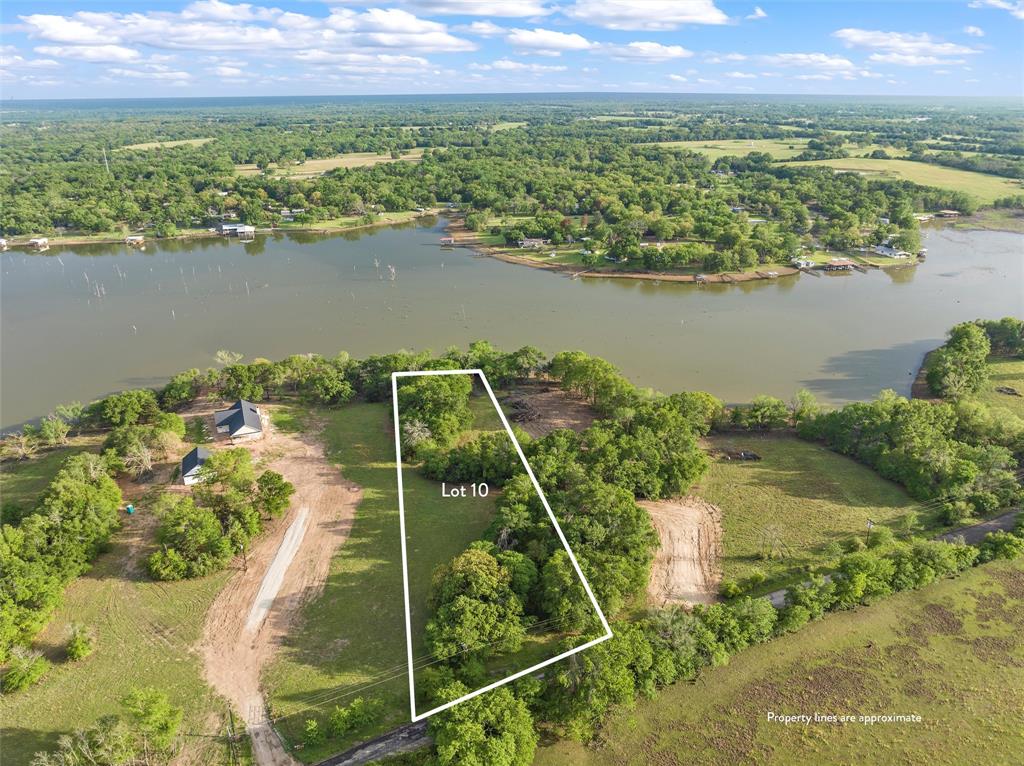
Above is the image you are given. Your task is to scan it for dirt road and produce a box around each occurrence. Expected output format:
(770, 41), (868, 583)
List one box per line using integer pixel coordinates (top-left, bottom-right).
(642, 497), (723, 606)
(197, 412), (362, 766)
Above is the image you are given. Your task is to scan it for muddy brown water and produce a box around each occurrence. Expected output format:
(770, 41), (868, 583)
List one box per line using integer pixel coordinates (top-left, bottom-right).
(2, 218), (1021, 429)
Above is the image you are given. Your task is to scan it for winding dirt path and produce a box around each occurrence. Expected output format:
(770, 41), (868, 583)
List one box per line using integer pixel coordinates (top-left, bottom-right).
(643, 497), (723, 607)
(197, 414), (362, 766)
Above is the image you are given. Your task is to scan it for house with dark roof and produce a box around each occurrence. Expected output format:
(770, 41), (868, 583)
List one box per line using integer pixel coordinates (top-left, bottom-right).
(213, 399), (264, 441)
(181, 446), (211, 485)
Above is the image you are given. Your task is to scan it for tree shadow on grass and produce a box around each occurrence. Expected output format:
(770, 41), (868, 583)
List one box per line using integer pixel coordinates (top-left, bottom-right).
(1, 727), (64, 764)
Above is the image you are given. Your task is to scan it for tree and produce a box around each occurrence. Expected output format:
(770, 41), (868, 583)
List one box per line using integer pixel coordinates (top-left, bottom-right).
(55, 402), (86, 434)
(430, 682), (537, 766)
(426, 548), (526, 661)
(121, 687), (183, 751)
(97, 389), (160, 427)
(254, 471), (294, 518)
(215, 349), (244, 367)
(926, 322), (990, 399)
(148, 496), (233, 580)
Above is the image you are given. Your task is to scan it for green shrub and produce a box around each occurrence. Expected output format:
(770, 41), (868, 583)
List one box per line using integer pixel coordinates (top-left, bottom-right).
(303, 718), (324, 747)
(719, 579), (742, 599)
(66, 624), (95, 661)
(326, 696), (383, 737)
(2, 648), (50, 692)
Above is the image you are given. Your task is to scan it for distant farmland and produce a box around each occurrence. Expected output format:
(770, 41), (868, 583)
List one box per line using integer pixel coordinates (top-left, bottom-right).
(236, 148), (426, 178)
(790, 157), (1023, 204)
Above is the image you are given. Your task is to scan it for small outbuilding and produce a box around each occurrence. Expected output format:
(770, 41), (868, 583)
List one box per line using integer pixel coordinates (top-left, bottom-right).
(29, 237), (49, 251)
(181, 446), (211, 485)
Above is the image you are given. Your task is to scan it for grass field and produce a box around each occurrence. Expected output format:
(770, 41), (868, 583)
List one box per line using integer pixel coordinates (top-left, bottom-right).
(118, 137), (213, 151)
(536, 558), (1024, 766)
(274, 210), (426, 232)
(236, 148), (425, 178)
(655, 138), (811, 160)
(263, 400), (498, 760)
(697, 435), (924, 595)
(789, 158), (1023, 205)
(0, 512), (236, 764)
(0, 436), (101, 517)
(974, 356), (1024, 419)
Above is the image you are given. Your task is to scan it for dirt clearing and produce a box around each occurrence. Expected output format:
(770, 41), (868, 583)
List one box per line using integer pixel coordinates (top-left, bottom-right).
(501, 382), (596, 438)
(198, 409), (362, 766)
(642, 497), (723, 606)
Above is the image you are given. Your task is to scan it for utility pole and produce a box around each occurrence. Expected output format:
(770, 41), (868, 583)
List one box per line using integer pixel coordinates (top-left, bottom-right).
(101, 146), (111, 176)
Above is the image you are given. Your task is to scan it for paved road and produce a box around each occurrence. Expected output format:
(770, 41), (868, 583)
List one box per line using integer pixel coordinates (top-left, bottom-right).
(765, 509), (1021, 608)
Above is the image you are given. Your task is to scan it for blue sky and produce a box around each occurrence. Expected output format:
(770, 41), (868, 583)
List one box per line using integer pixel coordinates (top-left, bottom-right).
(1, 1), (1021, 99)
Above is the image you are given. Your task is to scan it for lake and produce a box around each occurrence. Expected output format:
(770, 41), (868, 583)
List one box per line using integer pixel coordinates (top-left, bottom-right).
(2, 218), (1021, 429)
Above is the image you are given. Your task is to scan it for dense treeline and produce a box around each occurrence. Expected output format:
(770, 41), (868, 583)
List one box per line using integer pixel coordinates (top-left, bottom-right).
(0, 453), (122, 662)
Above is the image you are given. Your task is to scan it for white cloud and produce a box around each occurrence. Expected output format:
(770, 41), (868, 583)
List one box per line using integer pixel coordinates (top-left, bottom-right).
(181, 0), (279, 22)
(725, 70), (757, 79)
(705, 52), (746, 64)
(603, 41), (693, 61)
(506, 27), (593, 55)
(472, 58), (566, 71)
(833, 28), (979, 65)
(213, 65), (245, 76)
(963, 25), (985, 36)
(746, 6), (767, 20)
(761, 52), (857, 72)
(868, 53), (964, 67)
(668, 73), (687, 82)
(563, 0), (729, 31)
(0, 51), (61, 70)
(108, 66), (193, 82)
(968, 0), (1024, 20)
(406, 0), (551, 15)
(19, 6), (476, 55)
(455, 20), (506, 36)
(20, 14), (111, 44)
(795, 73), (833, 81)
(35, 44), (142, 63)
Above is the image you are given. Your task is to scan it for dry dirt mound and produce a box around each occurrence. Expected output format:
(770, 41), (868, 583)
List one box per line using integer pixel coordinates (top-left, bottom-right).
(501, 383), (596, 439)
(197, 412), (362, 766)
(642, 497), (723, 607)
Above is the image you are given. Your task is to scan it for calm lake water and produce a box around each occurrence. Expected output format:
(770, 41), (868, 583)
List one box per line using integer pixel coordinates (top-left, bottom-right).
(2, 218), (1021, 429)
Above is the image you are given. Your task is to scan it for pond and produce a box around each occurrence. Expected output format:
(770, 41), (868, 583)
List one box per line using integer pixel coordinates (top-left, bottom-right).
(2, 218), (1021, 429)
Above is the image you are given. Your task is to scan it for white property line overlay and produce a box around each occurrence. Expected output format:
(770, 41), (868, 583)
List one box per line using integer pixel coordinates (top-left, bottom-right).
(391, 368), (613, 723)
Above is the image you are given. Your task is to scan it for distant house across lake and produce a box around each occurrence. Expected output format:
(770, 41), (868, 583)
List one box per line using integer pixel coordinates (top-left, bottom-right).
(181, 446), (211, 485)
(214, 399), (264, 441)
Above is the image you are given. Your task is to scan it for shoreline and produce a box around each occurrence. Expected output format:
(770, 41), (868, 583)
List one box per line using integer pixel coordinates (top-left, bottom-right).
(444, 218), (882, 285)
(0, 209), (444, 250)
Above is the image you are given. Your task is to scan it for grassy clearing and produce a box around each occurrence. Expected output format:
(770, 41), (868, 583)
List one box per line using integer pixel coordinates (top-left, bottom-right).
(974, 356), (1024, 419)
(491, 122), (527, 131)
(789, 158), (1023, 205)
(263, 400), (497, 760)
(118, 137), (213, 151)
(655, 138), (811, 160)
(236, 148), (426, 178)
(0, 512), (235, 764)
(274, 210), (426, 231)
(697, 435), (924, 595)
(951, 207), (1024, 234)
(536, 558), (1024, 766)
(0, 435), (103, 517)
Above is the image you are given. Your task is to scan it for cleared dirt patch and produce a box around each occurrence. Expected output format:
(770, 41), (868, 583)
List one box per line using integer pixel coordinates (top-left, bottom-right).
(501, 382), (596, 439)
(197, 409), (362, 766)
(642, 497), (723, 606)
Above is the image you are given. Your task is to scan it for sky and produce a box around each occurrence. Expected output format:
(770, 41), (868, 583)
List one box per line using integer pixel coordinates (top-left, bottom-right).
(1, 0), (1021, 100)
